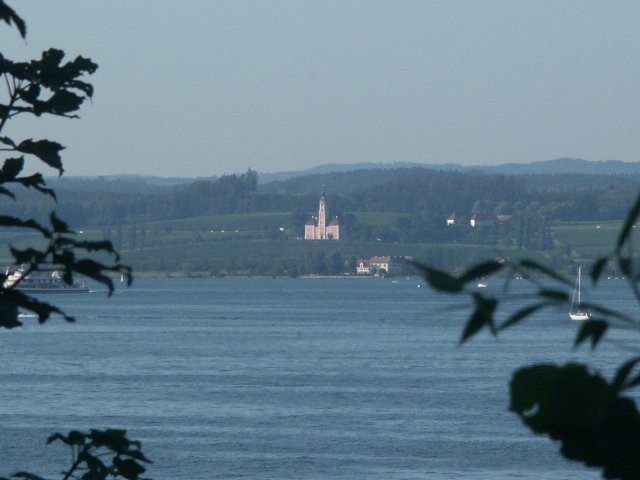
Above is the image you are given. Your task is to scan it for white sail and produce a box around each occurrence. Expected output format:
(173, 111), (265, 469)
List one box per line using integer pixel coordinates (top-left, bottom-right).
(569, 266), (590, 321)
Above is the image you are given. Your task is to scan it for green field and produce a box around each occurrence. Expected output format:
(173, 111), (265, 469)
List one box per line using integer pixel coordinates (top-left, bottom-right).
(118, 238), (521, 276)
(0, 213), (634, 276)
(551, 220), (640, 258)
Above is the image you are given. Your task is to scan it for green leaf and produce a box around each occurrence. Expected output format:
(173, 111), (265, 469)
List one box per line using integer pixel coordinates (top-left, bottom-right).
(49, 212), (71, 233)
(574, 319), (608, 349)
(519, 259), (571, 285)
(499, 302), (547, 331)
(0, 215), (51, 237)
(0, 136), (16, 147)
(459, 260), (505, 284)
(618, 256), (632, 277)
(537, 288), (569, 303)
(10, 246), (46, 266)
(15, 173), (56, 199)
(0, 296), (21, 328)
(39, 90), (83, 117)
(510, 363), (640, 479)
(411, 261), (463, 293)
(72, 259), (115, 294)
(8, 472), (47, 480)
(0, 1), (26, 38)
(15, 139), (64, 173)
(460, 294), (497, 343)
(47, 430), (86, 446)
(124, 449), (152, 463)
(3, 288), (73, 324)
(625, 373), (640, 390)
(611, 356), (640, 392)
(112, 457), (146, 480)
(0, 157), (24, 180)
(616, 192), (640, 252)
(590, 257), (609, 284)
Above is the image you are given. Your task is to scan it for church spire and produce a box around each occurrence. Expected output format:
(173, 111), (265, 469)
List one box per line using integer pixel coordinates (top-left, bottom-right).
(303, 186), (340, 240)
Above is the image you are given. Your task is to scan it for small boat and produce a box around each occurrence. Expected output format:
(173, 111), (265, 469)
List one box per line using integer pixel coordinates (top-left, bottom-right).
(569, 266), (590, 321)
(477, 282), (487, 288)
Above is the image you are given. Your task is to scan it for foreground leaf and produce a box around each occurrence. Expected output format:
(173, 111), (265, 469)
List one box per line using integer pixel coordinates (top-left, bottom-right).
(574, 319), (608, 349)
(411, 261), (463, 293)
(460, 294), (497, 343)
(459, 260), (505, 284)
(510, 363), (640, 480)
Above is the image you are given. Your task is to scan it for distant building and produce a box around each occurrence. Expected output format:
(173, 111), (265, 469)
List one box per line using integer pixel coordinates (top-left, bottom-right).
(356, 259), (371, 275)
(356, 256), (404, 276)
(304, 187), (340, 240)
(446, 213), (456, 226)
(469, 212), (496, 228)
(469, 212), (512, 227)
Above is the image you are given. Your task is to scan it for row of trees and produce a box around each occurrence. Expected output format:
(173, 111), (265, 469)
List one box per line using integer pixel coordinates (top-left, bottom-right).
(4, 167), (639, 232)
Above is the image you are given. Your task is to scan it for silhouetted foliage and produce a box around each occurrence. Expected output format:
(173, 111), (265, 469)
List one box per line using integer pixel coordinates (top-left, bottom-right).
(0, 429), (152, 480)
(0, 1), (131, 328)
(413, 192), (640, 479)
(0, 3), (148, 479)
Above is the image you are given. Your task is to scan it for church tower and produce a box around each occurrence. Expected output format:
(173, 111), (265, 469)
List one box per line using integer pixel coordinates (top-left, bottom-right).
(317, 187), (327, 238)
(304, 186), (340, 240)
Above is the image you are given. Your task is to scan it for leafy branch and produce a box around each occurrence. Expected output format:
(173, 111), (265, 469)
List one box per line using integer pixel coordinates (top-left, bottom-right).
(0, 2), (149, 478)
(0, 429), (152, 480)
(0, 2), (132, 328)
(413, 191), (640, 478)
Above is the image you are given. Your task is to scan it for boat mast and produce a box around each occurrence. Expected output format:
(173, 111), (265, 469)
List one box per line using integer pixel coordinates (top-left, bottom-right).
(577, 266), (581, 306)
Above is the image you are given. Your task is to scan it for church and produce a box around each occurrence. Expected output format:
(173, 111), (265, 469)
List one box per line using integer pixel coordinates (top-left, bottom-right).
(304, 188), (340, 240)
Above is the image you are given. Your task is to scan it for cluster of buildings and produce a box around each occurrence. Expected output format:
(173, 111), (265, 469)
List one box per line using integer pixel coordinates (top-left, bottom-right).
(302, 188), (511, 276)
(303, 188), (408, 276)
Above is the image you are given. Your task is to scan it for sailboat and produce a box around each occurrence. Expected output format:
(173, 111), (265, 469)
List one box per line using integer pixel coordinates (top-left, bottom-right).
(569, 266), (590, 321)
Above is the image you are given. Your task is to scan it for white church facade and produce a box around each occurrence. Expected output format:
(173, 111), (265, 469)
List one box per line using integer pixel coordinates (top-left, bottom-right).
(304, 188), (340, 240)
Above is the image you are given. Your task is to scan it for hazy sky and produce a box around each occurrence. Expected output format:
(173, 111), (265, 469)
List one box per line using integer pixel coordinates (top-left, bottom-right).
(2, 1), (639, 177)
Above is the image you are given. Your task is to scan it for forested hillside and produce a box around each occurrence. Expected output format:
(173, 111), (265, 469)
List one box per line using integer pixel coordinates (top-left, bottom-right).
(2, 165), (639, 275)
(5, 166), (640, 228)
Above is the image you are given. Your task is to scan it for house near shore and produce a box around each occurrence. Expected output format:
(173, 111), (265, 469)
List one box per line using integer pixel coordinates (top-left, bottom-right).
(356, 256), (403, 276)
(304, 187), (340, 240)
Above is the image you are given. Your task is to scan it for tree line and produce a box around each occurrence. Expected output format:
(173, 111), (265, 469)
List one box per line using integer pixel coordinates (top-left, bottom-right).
(3, 167), (638, 232)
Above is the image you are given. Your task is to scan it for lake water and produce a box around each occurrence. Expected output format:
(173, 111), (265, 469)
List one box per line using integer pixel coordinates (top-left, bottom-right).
(0, 277), (636, 479)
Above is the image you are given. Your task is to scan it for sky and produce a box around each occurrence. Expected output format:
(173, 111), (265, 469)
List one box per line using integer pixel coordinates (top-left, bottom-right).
(1, 1), (640, 177)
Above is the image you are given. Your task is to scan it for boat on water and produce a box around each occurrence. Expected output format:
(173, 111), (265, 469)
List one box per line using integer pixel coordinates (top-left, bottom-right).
(476, 282), (487, 288)
(3, 267), (89, 293)
(569, 266), (590, 321)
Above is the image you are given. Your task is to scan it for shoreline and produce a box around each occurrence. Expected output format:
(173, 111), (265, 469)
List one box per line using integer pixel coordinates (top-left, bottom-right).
(118, 272), (411, 280)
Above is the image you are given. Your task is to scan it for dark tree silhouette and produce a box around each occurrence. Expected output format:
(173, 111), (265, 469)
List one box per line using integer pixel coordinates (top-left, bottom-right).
(0, 2), (148, 478)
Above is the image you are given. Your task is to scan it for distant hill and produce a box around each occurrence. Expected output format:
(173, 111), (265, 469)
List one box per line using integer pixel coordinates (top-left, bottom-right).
(258, 158), (640, 184)
(44, 158), (640, 194)
(47, 174), (216, 194)
(482, 158), (640, 175)
(258, 162), (459, 184)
